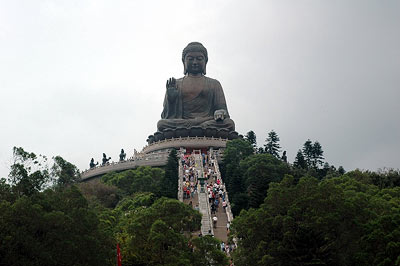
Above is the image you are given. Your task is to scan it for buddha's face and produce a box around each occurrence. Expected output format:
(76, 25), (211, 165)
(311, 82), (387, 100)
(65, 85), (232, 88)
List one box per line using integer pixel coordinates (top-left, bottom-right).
(184, 51), (206, 75)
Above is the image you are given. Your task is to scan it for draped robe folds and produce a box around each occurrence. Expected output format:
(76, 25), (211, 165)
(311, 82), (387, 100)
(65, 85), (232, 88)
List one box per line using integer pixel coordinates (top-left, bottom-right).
(157, 76), (235, 132)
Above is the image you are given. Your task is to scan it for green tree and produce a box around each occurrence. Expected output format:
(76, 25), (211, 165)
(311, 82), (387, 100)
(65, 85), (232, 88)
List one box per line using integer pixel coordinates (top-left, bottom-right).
(337, 166), (345, 175)
(221, 139), (254, 197)
(301, 140), (325, 169)
(293, 149), (307, 169)
(240, 154), (290, 209)
(0, 186), (114, 266)
(264, 130), (281, 158)
(102, 166), (164, 196)
(78, 181), (120, 208)
(245, 130), (257, 150)
(160, 149), (179, 199)
(114, 192), (156, 213)
(302, 139), (313, 168)
(191, 236), (229, 266)
(230, 192), (250, 217)
(346, 168), (400, 189)
(231, 175), (400, 266)
(118, 197), (203, 265)
(8, 147), (50, 197)
(311, 141), (324, 168)
(51, 156), (81, 188)
(0, 178), (14, 202)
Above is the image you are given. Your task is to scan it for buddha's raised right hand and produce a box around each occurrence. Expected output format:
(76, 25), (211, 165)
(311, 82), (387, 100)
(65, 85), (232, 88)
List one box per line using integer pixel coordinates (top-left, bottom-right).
(166, 77), (178, 101)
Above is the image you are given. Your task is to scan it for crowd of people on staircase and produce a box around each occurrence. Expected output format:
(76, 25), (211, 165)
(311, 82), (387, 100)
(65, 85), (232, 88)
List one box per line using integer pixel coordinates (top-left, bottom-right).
(181, 154), (199, 200)
(179, 150), (236, 259)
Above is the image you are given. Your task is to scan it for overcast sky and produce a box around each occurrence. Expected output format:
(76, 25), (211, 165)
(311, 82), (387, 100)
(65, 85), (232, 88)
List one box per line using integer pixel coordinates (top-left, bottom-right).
(1, 0), (399, 178)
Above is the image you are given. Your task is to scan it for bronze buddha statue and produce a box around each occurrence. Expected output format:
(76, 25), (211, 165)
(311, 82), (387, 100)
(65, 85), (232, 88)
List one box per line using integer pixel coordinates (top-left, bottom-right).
(157, 42), (235, 134)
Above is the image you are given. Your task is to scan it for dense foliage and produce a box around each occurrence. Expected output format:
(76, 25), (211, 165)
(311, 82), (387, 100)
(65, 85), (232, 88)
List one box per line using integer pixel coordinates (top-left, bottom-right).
(1, 147), (228, 266)
(3, 141), (399, 265)
(160, 149), (179, 198)
(102, 166), (164, 196)
(0, 187), (114, 266)
(221, 139), (290, 215)
(220, 135), (400, 265)
(115, 196), (226, 265)
(231, 175), (400, 266)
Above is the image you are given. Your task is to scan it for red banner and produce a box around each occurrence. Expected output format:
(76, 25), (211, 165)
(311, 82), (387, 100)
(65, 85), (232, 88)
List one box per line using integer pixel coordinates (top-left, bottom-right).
(117, 243), (122, 266)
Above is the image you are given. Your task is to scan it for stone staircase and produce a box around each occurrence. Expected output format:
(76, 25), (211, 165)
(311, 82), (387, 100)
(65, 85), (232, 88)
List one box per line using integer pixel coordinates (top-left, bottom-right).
(193, 153), (214, 236)
(178, 150), (234, 240)
(198, 190), (213, 235)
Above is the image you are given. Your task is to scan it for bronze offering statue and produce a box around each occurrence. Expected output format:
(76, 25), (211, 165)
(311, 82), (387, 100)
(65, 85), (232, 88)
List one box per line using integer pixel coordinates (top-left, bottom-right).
(157, 42), (235, 135)
(119, 149), (126, 161)
(89, 158), (98, 169)
(102, 153), (111, 165)
(282, 151), (287, 163)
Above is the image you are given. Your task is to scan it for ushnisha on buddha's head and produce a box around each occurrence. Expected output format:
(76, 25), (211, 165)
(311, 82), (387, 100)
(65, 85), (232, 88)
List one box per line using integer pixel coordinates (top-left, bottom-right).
(182, 42), (208, 75)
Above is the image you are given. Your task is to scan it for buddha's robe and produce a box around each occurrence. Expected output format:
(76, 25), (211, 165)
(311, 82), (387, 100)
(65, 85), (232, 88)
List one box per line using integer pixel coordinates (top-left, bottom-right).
(157, 75), (235, 132)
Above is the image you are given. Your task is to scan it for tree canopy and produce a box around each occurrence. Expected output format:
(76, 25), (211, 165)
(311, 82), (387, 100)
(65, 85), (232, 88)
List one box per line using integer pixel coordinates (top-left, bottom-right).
(264, 130), (281, 158)
(0, 186), (114, 266)
(231, 175), (400, 266)
(245, 130), (257, 150)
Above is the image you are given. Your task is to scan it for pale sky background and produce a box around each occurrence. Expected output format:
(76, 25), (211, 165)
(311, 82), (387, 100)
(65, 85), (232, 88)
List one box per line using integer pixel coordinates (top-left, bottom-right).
(1, 0), (399, 178)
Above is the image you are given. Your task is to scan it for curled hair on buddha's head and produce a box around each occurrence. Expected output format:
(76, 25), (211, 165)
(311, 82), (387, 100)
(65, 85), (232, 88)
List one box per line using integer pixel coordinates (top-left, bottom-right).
(182, 42), (208, 75)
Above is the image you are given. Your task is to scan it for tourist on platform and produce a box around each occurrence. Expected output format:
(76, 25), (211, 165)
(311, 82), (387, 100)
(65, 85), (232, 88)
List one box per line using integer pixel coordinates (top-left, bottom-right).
(213, 216), (218, 228)
(226, 222), (230, 232)
(186, 189), (190, 199)
(211, 204), (216, 214)
(225, 244), (230, 256)
(190, 187), (194, 198)
(222, 200), (227, 212)
(232, 243), (236, 252)
(183, 187), (188, 199)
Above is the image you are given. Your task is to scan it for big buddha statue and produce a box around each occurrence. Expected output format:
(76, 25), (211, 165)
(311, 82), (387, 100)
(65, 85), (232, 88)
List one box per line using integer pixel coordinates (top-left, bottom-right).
(157, 42), (235, 136)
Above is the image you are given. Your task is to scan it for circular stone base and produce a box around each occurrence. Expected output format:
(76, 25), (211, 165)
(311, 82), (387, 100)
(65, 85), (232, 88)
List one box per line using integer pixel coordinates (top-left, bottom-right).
(141, 136), (228, 154)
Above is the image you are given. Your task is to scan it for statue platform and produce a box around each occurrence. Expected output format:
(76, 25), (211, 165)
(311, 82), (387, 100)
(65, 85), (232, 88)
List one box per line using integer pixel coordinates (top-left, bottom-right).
(142, 136), (228, 154)
(81, 136), (228, 182)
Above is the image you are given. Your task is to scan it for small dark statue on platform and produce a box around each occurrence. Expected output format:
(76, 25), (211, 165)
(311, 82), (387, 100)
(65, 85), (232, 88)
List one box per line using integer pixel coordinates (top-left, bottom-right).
(157, 42), (235, 132)
(282, 151), (287, 163)
(119, 149), (126, 161)
(89, 158), (98, 169)
(102, 153), (111, 165)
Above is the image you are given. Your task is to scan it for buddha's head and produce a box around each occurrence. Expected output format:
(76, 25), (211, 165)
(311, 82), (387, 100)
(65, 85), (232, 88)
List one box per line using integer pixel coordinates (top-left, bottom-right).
(182, 42), (208, 75)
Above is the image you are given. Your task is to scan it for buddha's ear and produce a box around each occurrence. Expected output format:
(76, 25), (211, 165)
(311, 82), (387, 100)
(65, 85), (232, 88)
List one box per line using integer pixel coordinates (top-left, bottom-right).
(203, 64), (207, 75)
